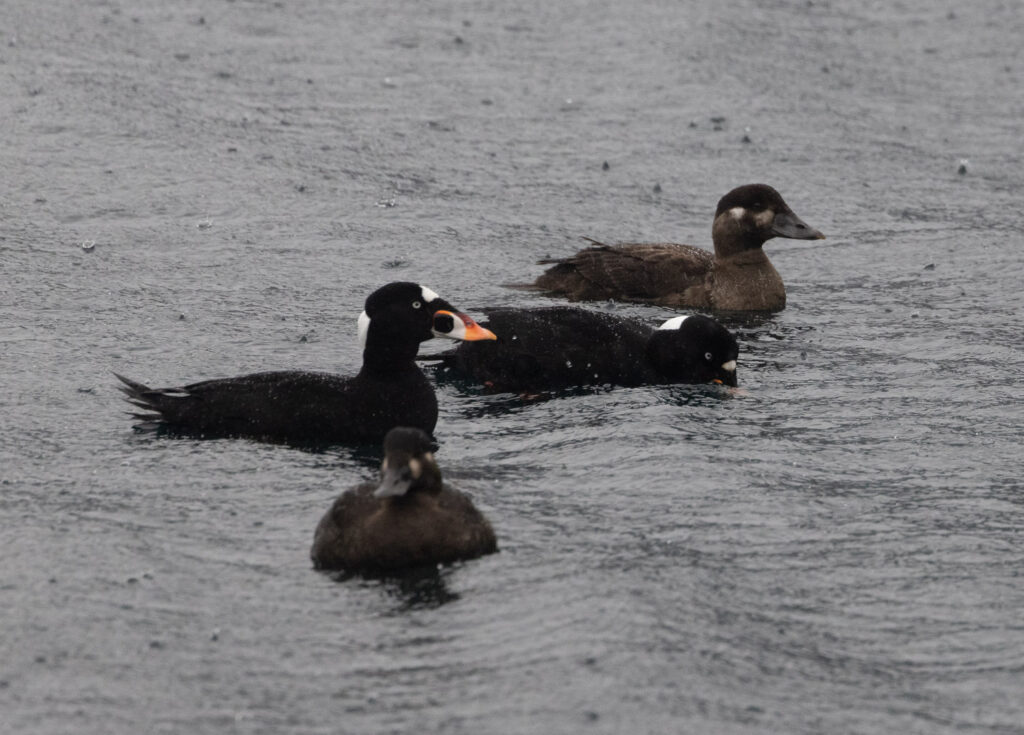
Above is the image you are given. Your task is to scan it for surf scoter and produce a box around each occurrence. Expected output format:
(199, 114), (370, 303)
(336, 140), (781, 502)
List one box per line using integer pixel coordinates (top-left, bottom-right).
(116, 282), (496, 445)
(528, 183), (825, 311)
(310, 426), (498, 573)
(430, 306), (738, 392)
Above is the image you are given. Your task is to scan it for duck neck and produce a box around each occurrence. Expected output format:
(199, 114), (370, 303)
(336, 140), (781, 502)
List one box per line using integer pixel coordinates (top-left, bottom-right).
(359, 327), (423, 377)
(646, 331), (696, 380)
(717, 247), (774, 268)
(711, 214), (768, 259)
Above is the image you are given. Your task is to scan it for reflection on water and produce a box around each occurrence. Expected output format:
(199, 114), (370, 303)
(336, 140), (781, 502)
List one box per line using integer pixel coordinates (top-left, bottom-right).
(327, 565), (462, 612)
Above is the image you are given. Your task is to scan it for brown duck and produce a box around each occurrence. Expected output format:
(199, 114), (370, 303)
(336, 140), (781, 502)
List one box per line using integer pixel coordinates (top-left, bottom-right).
(529, 184), (825, 312)
(311, 426), (497, 574)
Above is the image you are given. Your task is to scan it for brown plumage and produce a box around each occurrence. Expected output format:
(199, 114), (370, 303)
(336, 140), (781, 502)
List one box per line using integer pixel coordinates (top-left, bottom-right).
(529, 184), (825, 312)
(311, 427), (497, 574)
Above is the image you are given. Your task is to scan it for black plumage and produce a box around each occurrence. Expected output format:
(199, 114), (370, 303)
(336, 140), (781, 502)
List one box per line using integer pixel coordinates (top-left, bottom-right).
(116, 282), (495, 445)
(432, 306), (738, 393)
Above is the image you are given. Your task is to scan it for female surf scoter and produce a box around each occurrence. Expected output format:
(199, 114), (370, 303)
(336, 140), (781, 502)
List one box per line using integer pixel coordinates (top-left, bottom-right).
(529, 183), (824, 312)
(430, 306), (738, 392)
(310, 426), (498, 573)
(116, 282), (496, 445)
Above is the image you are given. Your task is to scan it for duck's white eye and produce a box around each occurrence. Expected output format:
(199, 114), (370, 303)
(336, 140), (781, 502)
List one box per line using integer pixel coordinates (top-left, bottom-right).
(705, 352), (713, 361)
(412, 300), (422, 309)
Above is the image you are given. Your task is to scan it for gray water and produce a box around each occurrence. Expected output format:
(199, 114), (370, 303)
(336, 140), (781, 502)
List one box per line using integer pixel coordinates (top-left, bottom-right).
(3, 0), (1024, 733)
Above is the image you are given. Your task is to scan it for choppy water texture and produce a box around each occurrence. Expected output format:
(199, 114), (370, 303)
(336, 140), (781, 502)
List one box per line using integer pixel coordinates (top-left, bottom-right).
(2, 1), (1023, 733)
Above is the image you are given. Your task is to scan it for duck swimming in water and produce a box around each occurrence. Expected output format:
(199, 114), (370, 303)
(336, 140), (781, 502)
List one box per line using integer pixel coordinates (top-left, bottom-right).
(528, 183), (825, 312)
(310, 426), (498, 573)
(430, 306), (738, 393)
(116, 282), (496, 445)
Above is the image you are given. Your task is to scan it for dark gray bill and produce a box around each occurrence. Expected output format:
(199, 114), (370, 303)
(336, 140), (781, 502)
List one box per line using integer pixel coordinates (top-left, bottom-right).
(772, 210), (825, 240)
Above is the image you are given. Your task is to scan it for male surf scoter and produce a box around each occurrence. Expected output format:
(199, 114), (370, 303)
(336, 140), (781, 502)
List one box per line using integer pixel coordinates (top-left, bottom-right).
(116, 282), (496, 445)
(528, 183), (825, 311)
(430, 306), (738, 392)
(310, 426), (498, 573)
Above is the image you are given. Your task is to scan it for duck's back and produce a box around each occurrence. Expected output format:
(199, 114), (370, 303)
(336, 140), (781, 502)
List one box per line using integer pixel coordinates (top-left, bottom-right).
(121, 368), (438, 445)
(310, 484), (497, 572)
(442, 306), (661, 391)
(533, 241), (715, 306)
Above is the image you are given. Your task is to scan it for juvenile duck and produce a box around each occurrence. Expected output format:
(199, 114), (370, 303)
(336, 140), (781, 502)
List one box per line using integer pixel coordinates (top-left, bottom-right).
(311, 426), (498, 573)
(530, 183), (825, 311)
(431, 306), (738, 392)
(116, 282), (496, 445)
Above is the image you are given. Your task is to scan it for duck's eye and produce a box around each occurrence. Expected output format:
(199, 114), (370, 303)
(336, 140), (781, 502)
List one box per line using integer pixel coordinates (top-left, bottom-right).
(704, 352), (713, 361)
(412, 300), (422, 309)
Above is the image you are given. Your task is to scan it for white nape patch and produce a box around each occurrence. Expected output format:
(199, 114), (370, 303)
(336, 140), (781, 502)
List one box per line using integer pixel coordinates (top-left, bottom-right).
(420, 285), (440, 303)
(729, 206), (746, 220)
(657, 315), (691, 331)
(721, 360), (737, 372)
(357, 310), (370, 350)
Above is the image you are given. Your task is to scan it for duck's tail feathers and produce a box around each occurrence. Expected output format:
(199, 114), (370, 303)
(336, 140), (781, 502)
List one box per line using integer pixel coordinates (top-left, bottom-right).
(114, 372), (151, 397)
(114, 373), (165, 415)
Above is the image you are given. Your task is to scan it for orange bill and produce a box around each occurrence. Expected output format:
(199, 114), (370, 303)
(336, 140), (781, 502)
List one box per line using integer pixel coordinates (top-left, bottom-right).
(432, 310), (497, 341)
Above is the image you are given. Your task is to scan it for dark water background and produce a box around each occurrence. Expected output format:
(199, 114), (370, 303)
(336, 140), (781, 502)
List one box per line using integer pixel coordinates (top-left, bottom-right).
(2, 1), (1023, 733)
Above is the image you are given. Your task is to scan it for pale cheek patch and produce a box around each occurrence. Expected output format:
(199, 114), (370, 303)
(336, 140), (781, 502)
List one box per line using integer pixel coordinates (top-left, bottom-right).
(729, 206), (746, 221)
(408, 459), (422, 479)
(420, 286), (440, 303)
(358, 311), (371, 349)
(658, 315), (691, 330)
(755, 209), (775, 227)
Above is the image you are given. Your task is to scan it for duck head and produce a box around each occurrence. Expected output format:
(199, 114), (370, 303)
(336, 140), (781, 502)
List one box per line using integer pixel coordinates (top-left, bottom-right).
(374, 426), (443, 498)
(357, 282), (496, 352)
(647, 314), (739, 387)
(711, 184), (825, 258)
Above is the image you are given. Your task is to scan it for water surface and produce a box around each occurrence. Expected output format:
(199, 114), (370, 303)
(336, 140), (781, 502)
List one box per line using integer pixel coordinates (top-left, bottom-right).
(2, 1), (1023, 733)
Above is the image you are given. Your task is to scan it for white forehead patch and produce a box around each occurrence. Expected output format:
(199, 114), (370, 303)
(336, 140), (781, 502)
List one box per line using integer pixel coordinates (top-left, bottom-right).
(721, 360), (737, 372)
(729, 206), (746, 220)
(357, 310), (370, 350)
(420, 285), (440, 303)
(658, 315), (691, 331)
